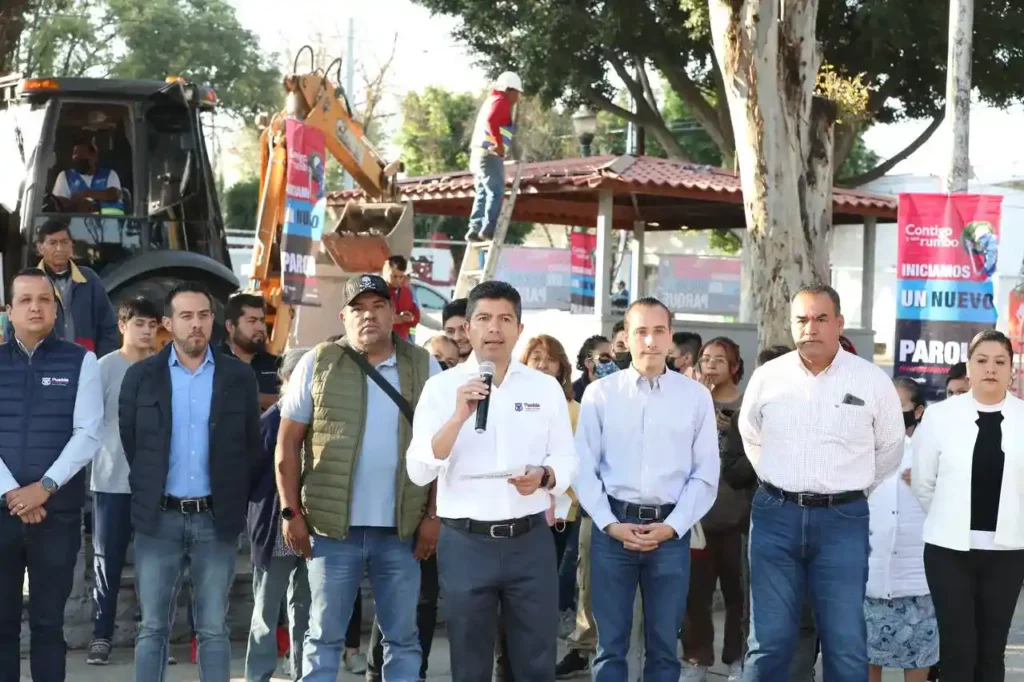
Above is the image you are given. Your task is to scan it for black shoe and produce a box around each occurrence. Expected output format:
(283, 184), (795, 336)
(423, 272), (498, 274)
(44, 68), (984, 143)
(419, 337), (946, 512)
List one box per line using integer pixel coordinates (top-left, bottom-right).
(555, 650), (590, 679)
(464, 229), (483, 242)
(86, 639), (111, 666)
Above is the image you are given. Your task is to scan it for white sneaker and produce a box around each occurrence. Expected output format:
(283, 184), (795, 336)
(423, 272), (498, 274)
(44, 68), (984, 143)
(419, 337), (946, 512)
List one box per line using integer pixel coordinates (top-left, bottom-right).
(343, 651), (367, 674)
(679, 661), (708, 681)
(728, 660), (744, 680)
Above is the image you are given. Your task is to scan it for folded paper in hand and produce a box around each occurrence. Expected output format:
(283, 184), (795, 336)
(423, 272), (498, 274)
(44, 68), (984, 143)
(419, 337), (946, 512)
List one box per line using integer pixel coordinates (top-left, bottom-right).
(461, 466), (527, 480)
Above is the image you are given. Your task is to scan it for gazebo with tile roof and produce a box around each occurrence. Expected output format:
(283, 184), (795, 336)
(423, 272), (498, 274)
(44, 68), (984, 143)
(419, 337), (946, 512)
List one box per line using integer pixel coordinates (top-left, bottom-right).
(332, 154), (895, 330)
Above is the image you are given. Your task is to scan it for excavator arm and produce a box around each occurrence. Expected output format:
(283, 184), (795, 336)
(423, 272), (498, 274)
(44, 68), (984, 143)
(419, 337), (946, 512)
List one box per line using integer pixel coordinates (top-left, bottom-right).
(247, 48), (413, 354)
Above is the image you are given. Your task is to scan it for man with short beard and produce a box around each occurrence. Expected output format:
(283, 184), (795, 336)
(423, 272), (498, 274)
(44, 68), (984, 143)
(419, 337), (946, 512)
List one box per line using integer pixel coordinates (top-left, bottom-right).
(223, 293), (280, 410)
(119, 281), (261, 682)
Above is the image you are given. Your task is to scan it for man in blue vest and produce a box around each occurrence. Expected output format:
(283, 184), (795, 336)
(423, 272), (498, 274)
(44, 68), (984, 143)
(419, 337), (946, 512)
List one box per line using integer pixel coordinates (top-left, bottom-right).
(0, 267), (103, 682)
(51, 136), (124, 215)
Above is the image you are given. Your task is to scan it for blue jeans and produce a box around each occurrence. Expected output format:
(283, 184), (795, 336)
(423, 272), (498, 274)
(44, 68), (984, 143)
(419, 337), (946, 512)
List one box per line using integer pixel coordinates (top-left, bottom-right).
(92, 492), (132, 641)
(743, 487), (869, 682)
(134, 510), (238, 682)
(302, 527), (421, 682)
(467, 153), (505, 238)
(0, 509), (81, 682)
(246, 555), (310, 682)
(590, 517), (691, 682)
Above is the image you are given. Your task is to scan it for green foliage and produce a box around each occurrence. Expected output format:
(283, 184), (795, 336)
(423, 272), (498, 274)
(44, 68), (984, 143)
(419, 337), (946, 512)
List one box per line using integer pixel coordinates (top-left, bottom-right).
(397, 87), (477, 177)
(835, 135), (881, 182)
(411, 0), (1024, 172)
(223, 176), (259, 233)
(13, 0), (281, 122)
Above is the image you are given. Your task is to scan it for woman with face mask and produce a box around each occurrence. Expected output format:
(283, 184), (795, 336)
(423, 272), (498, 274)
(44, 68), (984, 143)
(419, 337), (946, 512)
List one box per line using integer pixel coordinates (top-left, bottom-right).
(912, 330), (1024, 682)
(862, 377), (936, 682)
(572, 335), (617, 402)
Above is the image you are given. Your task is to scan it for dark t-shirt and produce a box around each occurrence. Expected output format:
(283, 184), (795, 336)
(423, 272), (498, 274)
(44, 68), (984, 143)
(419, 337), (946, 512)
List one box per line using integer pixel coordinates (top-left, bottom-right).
(222, 344), (280, 395)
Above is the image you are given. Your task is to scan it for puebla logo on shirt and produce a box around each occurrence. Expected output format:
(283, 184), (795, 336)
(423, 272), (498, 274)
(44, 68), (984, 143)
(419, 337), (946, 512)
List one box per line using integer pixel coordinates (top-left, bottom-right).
(515, 402), (540, 412)
(41, 376), (70, 387)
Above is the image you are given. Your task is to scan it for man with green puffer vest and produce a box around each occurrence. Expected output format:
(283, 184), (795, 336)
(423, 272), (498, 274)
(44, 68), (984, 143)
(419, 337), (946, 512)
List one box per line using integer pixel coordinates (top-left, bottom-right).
(276, 273), (441, 682)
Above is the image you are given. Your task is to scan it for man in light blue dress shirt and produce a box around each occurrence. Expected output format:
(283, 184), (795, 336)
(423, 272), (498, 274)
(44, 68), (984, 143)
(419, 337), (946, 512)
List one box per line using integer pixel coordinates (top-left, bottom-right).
(575, 297), (720, 682)
(120, 282), (262, 682)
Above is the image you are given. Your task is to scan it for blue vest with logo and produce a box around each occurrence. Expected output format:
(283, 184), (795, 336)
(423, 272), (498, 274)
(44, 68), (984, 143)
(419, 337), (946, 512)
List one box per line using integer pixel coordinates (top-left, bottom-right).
(66, 168), (124, 214)
(0, 336), (88, 511)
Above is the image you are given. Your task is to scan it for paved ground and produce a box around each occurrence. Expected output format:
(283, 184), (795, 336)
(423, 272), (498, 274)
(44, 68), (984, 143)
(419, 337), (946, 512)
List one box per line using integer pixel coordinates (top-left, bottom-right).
(36, 593), (1024, 680)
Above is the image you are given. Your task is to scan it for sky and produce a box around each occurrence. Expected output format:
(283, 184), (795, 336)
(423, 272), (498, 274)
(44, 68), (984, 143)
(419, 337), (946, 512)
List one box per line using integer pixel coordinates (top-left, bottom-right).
(225, 0), (1024, 187)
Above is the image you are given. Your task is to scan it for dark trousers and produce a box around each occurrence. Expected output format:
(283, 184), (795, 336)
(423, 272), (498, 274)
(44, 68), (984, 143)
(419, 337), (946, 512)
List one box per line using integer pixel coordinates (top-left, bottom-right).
(439, 516), (558, 682)
(555, 520), (581, 612)
(683, 527), (745, 666)
(347, 587), (362, 650)
(924, 543), (1024, 682)
(0, 509), (81, 682)
(368, 555), (439, 680)
(91, 492), (132, 641)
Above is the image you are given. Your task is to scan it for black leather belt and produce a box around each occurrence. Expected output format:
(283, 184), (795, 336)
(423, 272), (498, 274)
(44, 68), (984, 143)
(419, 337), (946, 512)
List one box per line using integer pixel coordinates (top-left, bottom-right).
(760, 482), (864, 508)
(609, 497), (675, 523)
(160, 495), (213, 514)
(441, 512), (544, 539)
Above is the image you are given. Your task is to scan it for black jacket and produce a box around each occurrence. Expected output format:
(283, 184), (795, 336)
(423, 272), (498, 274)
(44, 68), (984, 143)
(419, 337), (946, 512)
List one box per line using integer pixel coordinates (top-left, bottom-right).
(721, 411), (758, 492)
(119, 344), (261, 541)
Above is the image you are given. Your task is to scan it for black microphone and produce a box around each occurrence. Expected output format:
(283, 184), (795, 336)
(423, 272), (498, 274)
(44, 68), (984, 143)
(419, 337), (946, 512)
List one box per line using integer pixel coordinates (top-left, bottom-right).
(475, 360), (496, 434)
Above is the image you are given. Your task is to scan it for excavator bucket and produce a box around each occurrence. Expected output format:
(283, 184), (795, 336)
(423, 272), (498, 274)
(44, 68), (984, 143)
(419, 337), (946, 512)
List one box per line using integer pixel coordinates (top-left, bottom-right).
(322, 199), (414, 273)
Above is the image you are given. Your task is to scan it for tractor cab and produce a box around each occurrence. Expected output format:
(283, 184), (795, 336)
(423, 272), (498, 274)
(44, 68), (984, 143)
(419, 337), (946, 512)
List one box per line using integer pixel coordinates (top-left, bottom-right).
(0, 75), (236, 306)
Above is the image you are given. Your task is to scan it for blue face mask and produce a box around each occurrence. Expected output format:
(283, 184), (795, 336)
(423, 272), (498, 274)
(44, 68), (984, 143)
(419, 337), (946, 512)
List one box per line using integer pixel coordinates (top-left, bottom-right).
(594, 360), (619, 378)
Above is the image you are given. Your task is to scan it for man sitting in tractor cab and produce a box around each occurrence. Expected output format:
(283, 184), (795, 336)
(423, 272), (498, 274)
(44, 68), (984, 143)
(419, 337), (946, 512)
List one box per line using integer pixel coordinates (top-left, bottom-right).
(51, 135), (125, 215)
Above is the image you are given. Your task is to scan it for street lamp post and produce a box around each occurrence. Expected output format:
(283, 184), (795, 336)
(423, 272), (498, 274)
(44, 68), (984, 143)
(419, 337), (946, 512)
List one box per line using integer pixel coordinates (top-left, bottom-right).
(571, 105), (598, 158)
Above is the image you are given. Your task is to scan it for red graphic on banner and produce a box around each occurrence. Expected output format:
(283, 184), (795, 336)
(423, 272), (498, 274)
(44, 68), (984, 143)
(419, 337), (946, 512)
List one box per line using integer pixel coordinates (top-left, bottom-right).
(897, 193), (1002, 283)
(570, 228), (597, 314)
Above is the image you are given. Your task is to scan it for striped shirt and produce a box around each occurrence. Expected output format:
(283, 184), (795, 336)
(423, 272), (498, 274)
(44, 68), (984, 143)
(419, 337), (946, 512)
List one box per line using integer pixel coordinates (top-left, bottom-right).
(738, 349), (904, 494)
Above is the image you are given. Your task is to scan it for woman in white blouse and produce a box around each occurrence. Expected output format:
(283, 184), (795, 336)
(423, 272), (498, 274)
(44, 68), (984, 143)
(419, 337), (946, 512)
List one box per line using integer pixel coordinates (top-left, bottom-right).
(912, 330), (1024, 682)
(864, 377), (936, 682)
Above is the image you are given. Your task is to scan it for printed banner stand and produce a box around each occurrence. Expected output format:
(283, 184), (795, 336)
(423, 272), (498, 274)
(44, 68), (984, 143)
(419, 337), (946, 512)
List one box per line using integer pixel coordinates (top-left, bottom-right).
(893, 193), (1001, 398)
(280, 119), (325, 307)
(570, 227), (596, 315)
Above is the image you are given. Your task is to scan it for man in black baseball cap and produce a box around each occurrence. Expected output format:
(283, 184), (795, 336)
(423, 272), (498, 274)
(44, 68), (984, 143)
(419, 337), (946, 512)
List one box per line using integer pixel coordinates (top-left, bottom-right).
(274, 271), (442, 681)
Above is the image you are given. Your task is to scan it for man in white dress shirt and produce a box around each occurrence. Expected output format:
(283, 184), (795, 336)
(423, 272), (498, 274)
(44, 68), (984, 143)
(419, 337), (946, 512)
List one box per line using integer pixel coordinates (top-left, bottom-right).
(574, 296), (720, 682)
(738, 283), (904, 682)
(407, 280), (578, 682)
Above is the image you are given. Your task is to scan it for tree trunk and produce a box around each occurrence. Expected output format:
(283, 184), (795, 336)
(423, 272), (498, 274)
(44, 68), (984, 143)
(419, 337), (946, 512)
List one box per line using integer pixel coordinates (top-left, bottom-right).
(708, 0), (836, 350)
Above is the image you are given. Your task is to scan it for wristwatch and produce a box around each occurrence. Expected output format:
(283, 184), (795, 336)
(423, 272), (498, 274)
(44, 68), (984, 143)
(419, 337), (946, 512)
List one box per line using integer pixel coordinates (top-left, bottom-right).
(540, 468), (552, 490)
(280, 507), (300, 520)
(40, 477), (58, 494)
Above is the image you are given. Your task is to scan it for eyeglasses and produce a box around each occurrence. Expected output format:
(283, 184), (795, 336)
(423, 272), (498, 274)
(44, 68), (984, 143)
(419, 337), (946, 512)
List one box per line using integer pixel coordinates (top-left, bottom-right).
(699, 357), (728, 367)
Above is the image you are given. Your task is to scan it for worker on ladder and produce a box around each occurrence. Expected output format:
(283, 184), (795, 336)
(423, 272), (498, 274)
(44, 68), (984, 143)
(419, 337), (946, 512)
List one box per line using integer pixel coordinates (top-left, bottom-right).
(465, 71), (522, 244)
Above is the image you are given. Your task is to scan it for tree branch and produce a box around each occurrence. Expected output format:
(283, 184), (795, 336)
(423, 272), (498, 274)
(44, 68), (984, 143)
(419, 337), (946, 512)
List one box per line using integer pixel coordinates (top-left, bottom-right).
(606, 53), (689, 159)
(839, 111), (944, 187)
(633, 55), (660, 117)
(651, 49), (732, 156)
(709, 57), (735, 156)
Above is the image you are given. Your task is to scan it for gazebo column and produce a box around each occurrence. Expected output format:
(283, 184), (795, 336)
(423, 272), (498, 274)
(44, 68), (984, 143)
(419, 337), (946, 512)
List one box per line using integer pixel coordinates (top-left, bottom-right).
(629, 219), (646, 299)
(861, 216), (876, 332)
(594, 190), (614, 321)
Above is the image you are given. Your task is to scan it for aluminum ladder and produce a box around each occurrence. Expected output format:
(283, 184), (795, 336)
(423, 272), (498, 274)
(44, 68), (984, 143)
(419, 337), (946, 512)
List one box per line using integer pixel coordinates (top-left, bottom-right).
(452, 158), (525, 299)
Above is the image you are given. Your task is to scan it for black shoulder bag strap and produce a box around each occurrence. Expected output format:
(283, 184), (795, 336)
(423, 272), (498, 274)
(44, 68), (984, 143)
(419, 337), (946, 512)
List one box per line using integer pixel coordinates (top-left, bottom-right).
(339, 344), (414, 424)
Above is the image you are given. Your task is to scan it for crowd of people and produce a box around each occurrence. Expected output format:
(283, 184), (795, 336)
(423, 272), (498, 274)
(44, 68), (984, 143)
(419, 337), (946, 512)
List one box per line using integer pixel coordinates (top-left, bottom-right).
(1, 219), (1023, 682)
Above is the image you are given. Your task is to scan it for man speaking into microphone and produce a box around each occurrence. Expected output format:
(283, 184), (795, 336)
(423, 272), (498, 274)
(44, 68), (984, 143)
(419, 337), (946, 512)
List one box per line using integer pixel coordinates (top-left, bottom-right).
(407, 280), (578, 682)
